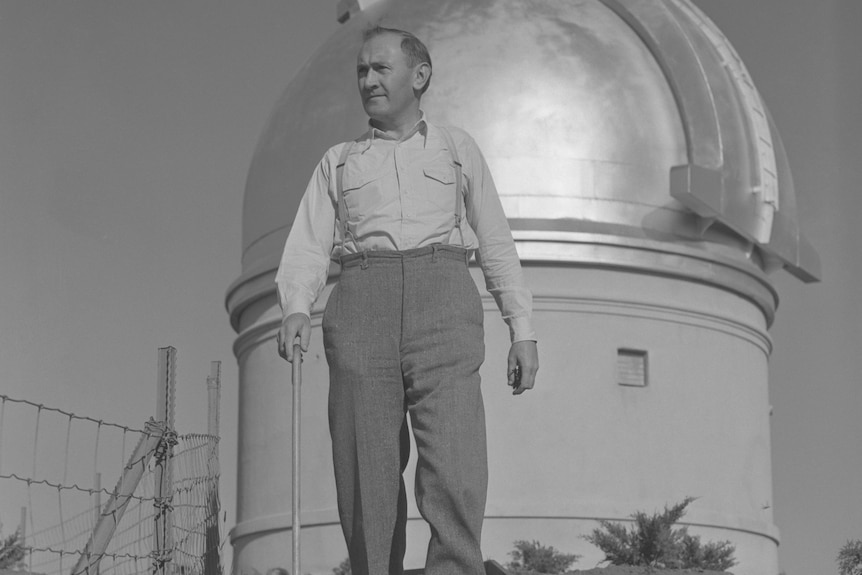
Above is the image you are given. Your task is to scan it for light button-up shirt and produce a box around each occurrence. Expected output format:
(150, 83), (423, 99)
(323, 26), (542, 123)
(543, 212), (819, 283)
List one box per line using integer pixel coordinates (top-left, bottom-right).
(275, 117), (535, 343)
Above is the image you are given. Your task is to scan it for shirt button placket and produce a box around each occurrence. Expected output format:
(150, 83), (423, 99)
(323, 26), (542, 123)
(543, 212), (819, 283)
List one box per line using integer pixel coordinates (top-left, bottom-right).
(394, 144), (408, 245)
(398, 144), (411, 219)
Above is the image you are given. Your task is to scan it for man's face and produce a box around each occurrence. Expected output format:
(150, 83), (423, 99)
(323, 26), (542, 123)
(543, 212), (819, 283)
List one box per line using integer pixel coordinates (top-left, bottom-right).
(357, 33), (420, 124)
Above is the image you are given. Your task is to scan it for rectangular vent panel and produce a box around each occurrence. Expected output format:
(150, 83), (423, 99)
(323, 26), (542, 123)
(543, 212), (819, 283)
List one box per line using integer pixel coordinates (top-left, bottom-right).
(617, 348), (648, 387)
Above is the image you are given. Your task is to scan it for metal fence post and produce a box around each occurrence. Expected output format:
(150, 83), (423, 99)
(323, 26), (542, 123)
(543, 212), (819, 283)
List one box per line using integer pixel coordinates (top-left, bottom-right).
(153, 347), (177, 575)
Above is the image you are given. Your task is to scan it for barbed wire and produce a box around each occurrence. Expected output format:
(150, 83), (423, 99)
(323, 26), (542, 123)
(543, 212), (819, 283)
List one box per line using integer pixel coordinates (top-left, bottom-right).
(0, 394), (150, 436)
(1, 438), (218, 497)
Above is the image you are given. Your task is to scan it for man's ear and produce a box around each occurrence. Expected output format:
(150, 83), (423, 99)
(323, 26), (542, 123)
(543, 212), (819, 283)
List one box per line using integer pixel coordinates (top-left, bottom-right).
(413, 62), (431, 92)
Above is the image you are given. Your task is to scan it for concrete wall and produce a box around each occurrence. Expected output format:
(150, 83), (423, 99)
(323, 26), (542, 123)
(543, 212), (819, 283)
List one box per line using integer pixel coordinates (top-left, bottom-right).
(229, 238), (779, 574)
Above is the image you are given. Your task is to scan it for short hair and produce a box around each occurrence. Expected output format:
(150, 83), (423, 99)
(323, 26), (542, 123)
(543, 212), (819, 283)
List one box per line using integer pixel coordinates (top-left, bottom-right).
(362, 26), (432, 94)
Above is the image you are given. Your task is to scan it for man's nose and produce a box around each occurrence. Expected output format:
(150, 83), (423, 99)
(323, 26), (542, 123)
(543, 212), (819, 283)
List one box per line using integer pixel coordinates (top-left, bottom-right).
(364, 69), (380, 89)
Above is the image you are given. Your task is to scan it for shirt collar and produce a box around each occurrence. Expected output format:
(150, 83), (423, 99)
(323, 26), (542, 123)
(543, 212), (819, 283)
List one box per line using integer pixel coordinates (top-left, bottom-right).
(363, 112), (429, 150)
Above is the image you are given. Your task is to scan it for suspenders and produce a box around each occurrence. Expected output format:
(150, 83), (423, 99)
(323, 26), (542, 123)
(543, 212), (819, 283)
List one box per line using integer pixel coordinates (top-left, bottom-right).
(334, 126), (465, 250)
(439, 127), (465, 244)
(335, 141), (354, 249)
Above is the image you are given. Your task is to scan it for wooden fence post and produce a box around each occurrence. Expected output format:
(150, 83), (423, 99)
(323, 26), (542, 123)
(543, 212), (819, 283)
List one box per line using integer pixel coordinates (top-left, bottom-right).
(71, 420), (167, 575)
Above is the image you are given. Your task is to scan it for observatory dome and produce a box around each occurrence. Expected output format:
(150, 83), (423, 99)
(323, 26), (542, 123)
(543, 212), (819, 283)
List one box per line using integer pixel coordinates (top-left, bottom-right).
(226, 3), (821, 572)
(234, 0), (818, 321)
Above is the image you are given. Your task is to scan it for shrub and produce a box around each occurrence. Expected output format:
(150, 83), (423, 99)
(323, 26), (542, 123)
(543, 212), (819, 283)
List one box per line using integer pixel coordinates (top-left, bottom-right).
(838, 539), (862, 575)
(679, 531), (737, 571)
(0, 528), (26, 570)
(507, 539), (580, 574)
(332, 557), (351, 575)
(583, 497), (736, 572)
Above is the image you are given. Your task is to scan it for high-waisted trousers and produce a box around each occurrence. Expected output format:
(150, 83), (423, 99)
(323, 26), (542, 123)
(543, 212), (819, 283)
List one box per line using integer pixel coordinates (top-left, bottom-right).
(323, 245), (488, 575)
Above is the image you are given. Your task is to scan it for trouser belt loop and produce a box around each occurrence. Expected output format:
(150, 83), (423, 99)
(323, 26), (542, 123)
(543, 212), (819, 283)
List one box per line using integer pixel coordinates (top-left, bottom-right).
(360, 251), (369, 270)
(431, 244), (438, 263)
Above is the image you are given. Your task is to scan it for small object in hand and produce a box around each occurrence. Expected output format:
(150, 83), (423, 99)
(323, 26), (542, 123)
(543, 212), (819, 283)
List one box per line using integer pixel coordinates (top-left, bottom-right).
(509, 366), (521, 387)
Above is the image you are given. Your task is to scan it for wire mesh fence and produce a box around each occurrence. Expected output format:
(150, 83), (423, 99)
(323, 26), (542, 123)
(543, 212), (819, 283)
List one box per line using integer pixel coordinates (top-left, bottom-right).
(0, 352), (222, 575)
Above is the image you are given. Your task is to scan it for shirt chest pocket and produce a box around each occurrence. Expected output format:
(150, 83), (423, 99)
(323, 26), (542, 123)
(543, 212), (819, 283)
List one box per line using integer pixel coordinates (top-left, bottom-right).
(421, 165), (457, 213)
(341, 167), (393, 221)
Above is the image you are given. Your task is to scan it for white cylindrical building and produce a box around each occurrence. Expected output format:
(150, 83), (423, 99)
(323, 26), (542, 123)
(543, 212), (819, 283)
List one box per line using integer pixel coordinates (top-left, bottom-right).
(226, 1), (819, 573)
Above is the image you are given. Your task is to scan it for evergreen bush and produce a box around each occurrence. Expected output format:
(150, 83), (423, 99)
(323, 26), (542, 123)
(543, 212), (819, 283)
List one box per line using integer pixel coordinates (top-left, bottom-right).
(0, 528), (26, 570)
(838, 539), (862, 575)
(0, 530), (27, 571)
(507, 539), (580, 574)
(583, 497), (736, 572)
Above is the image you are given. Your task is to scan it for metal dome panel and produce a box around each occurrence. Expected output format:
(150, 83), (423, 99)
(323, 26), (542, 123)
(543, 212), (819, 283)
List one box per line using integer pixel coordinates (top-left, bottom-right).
(239, 0), (818, 282)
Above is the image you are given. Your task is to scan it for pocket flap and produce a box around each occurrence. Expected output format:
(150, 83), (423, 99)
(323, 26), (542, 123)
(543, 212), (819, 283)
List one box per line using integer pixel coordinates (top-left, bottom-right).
(343, 167), (389, 192)
(423, 166), (454, 185)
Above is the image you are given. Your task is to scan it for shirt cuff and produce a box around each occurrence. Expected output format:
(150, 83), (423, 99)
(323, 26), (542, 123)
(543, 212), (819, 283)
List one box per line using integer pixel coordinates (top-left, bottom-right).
(283, 293), (315, 320)
(508, 316), (536, 344)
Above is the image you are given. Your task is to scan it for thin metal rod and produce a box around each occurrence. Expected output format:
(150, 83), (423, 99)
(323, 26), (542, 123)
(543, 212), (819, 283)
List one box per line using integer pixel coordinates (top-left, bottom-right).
(291, 344), (302, 575)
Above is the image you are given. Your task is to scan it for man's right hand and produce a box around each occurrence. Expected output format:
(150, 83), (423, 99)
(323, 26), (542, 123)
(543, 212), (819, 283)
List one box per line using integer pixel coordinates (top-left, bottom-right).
(277, 313), (311, 363)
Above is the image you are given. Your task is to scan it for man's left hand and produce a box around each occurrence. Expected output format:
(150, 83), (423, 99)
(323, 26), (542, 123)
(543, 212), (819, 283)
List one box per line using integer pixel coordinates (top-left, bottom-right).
(507, 340), (538, 395)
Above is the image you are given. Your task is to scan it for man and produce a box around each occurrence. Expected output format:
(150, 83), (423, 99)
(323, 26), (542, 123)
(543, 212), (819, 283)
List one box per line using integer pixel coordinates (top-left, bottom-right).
(276, 26), (538, 575)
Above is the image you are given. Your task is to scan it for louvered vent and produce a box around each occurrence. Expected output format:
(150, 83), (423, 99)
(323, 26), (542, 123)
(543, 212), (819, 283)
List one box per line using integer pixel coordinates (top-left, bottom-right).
(617, 348), (648, 387)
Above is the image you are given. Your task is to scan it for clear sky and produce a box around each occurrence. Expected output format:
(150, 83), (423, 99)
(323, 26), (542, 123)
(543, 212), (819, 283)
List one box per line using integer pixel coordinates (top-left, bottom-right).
(0, 2), (858, 574)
